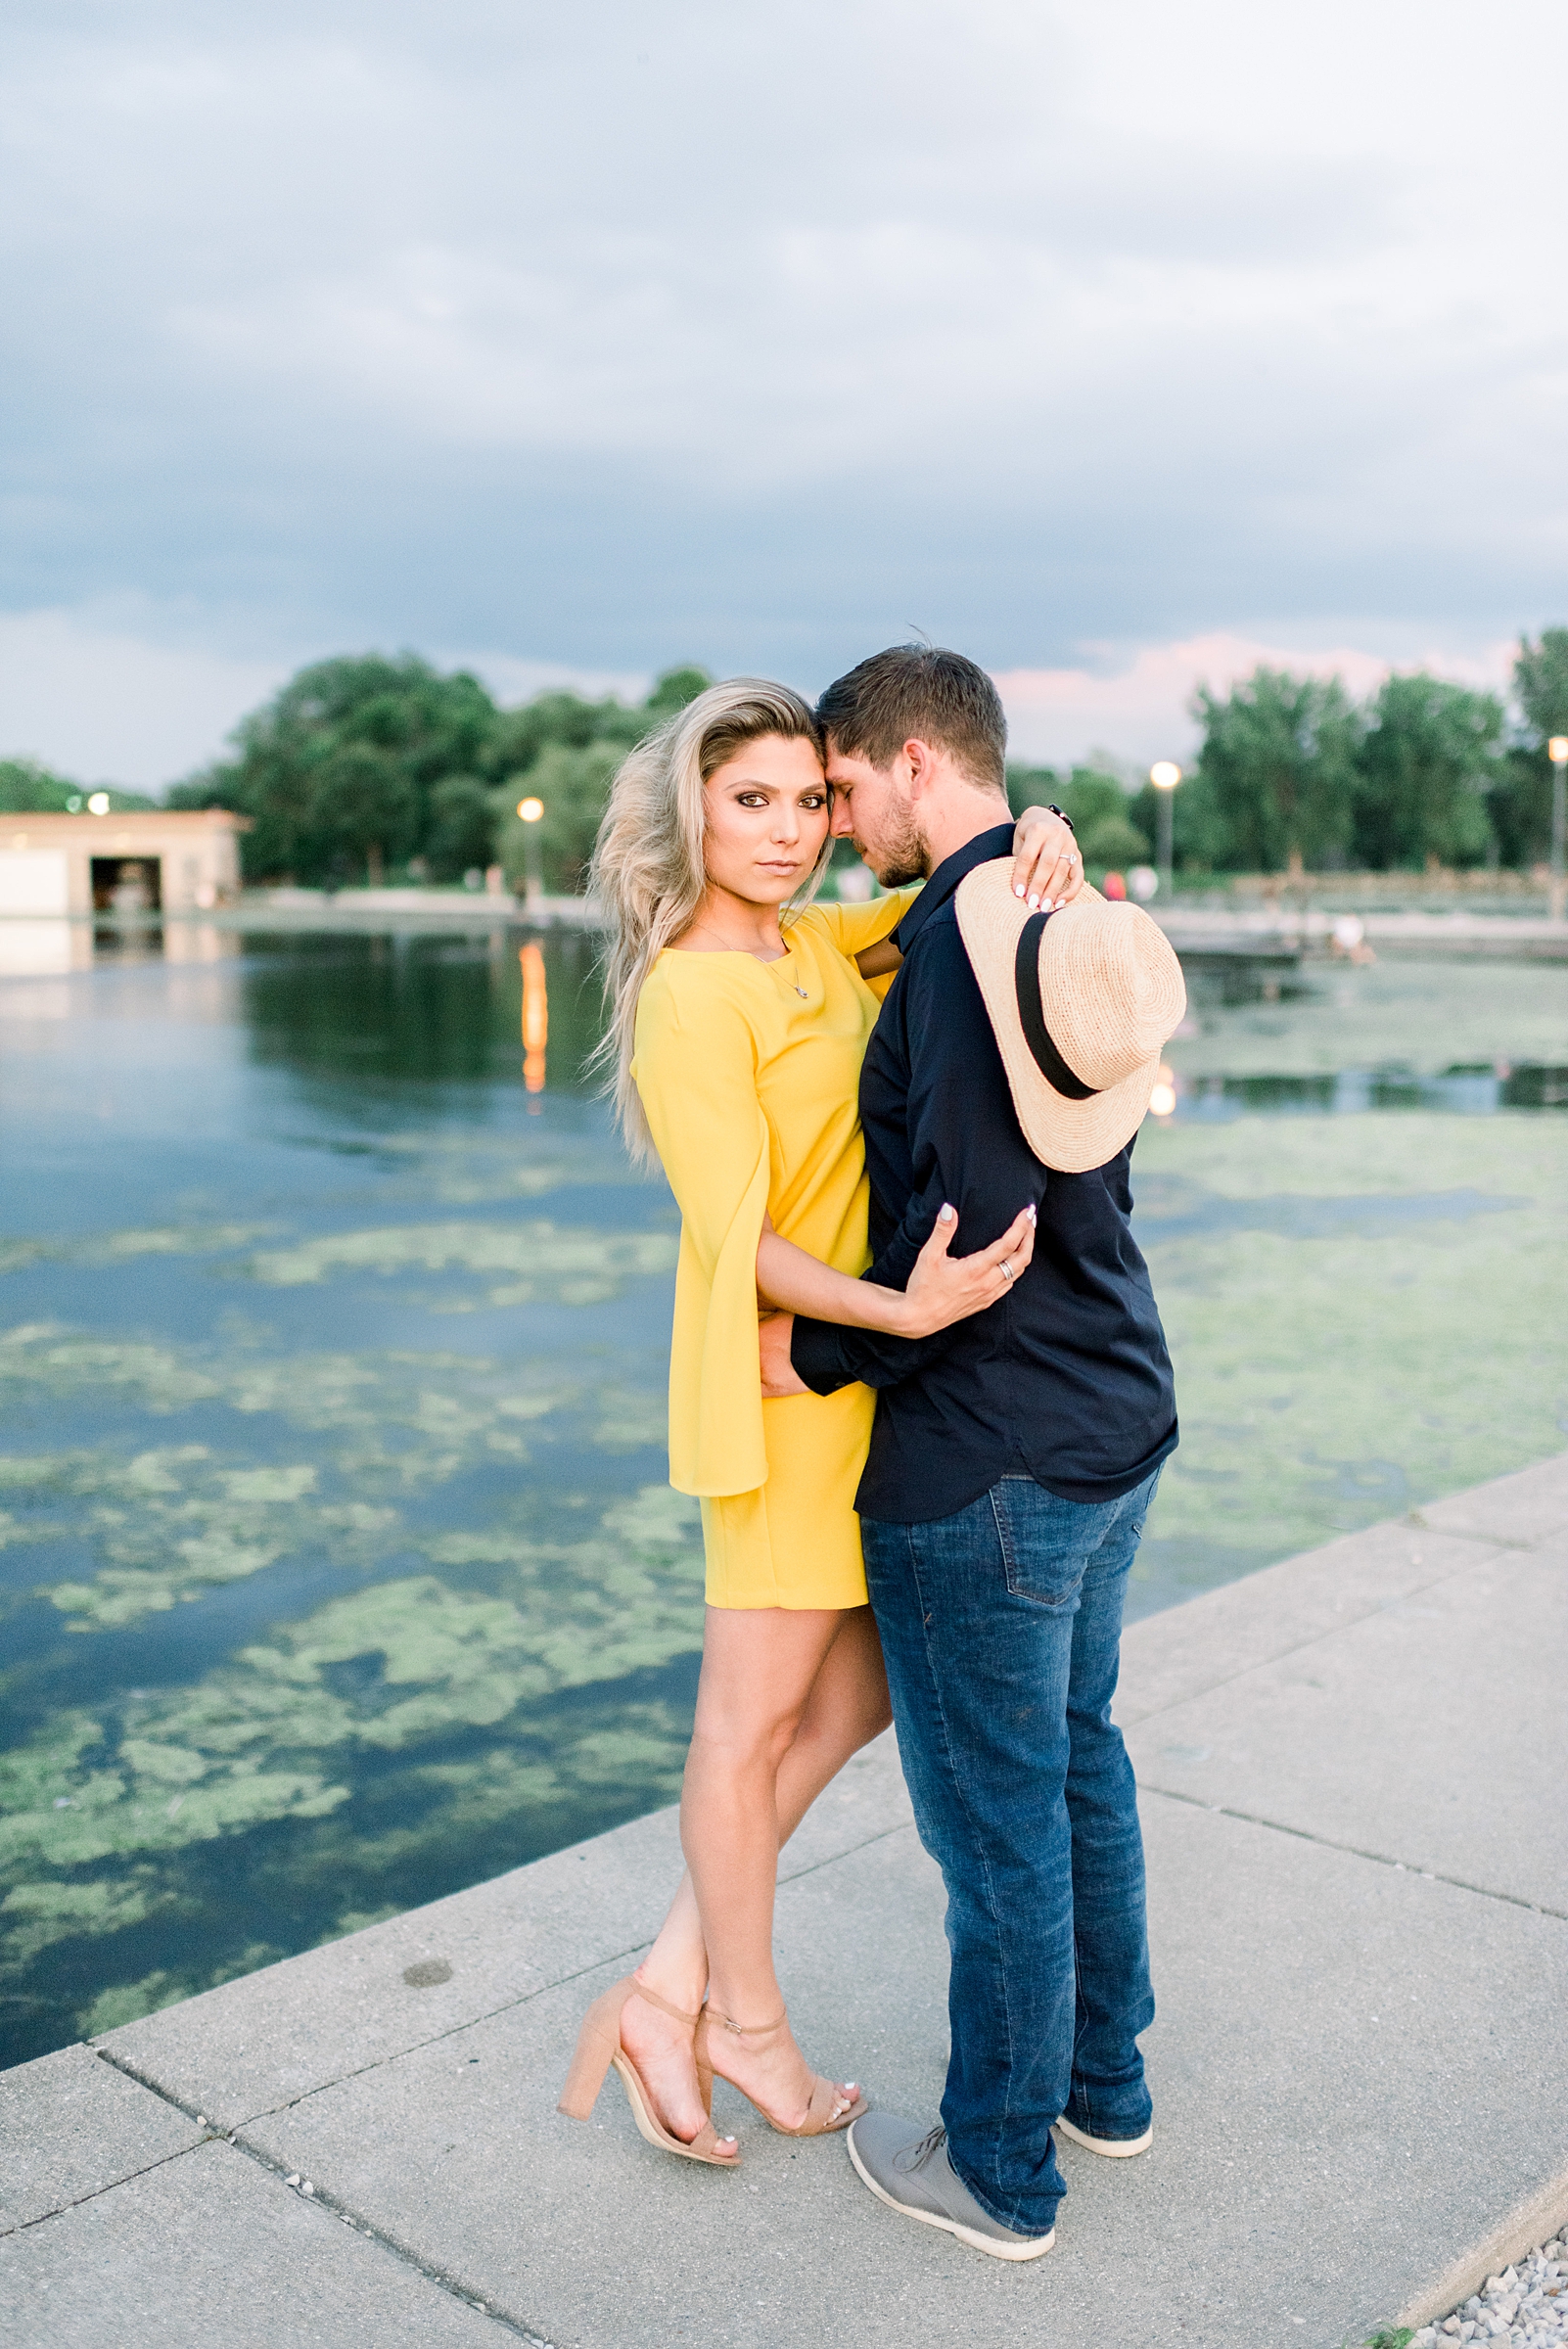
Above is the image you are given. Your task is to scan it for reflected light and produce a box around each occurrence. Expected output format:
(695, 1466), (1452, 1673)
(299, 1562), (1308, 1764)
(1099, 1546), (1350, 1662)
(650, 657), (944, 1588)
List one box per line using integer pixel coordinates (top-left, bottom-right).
(520, 942), (548, 1097)
(0, 919), (76, 975)
(518, 797), (544, 822)
(87, 792), (112, 815)
(1148, 1061), (1176, 1118)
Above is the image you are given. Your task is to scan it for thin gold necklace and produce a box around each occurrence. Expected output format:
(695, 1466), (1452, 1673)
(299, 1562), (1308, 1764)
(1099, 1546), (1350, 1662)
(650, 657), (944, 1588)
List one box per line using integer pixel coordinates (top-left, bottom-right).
(690, 915), (808, 997)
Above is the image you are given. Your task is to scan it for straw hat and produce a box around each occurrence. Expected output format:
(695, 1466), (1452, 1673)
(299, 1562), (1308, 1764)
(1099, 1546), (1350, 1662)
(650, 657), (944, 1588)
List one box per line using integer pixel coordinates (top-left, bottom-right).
(954, 861), (1187, 1174)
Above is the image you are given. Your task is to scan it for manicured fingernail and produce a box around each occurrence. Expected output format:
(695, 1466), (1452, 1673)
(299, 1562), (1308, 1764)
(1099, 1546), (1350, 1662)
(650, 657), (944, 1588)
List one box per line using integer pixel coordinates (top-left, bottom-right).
(1027, 1205), (1038, 1222)
(1013, 883), (1025, 898)
(939, 1203), (955, 1221)
(1027, 894), (1039, 910)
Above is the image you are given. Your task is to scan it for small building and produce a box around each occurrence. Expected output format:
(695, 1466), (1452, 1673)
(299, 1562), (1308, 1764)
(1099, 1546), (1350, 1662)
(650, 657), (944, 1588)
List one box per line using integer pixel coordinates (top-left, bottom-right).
(0, 808), (249, 918)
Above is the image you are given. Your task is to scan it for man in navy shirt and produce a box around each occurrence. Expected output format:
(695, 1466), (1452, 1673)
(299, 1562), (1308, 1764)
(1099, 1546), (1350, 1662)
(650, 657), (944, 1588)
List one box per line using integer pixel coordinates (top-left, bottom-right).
(761, 646), (1178, 2261)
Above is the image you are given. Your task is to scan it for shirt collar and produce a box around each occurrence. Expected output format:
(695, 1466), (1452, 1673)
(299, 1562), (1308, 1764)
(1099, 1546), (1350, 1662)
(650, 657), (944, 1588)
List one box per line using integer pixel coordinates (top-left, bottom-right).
(891, 821), (1017, 953)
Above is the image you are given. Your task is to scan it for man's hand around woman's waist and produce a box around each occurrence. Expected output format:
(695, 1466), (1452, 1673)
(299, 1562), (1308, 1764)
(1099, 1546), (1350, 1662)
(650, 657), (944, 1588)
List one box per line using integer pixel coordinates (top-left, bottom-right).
(756, 1201), (1038, 1396)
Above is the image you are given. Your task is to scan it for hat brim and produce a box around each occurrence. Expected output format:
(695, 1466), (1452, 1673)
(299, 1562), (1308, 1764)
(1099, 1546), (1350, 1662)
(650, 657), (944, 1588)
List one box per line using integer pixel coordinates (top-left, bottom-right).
(955, 863), (1164, 1174)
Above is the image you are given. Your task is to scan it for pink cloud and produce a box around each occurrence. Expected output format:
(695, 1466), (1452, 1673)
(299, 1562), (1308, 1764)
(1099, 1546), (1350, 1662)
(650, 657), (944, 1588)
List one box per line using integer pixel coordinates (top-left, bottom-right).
(994, 631), (1516, 770)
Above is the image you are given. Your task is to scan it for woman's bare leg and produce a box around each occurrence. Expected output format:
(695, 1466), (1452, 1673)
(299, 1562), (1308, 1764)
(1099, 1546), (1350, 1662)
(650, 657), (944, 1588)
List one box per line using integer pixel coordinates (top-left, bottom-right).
(620, 1605), (891, 2140)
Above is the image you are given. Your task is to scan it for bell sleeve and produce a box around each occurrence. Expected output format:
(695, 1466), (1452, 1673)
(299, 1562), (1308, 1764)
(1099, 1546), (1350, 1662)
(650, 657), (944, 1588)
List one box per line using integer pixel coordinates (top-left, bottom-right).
(632, 970), (773, 1498)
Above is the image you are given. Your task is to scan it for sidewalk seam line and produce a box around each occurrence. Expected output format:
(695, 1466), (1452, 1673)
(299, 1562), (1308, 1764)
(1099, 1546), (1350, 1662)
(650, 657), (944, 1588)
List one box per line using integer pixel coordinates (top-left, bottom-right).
(92, 1817), (917, 2130)
(6, 2137), (201, 2234)
(88, 2051), (555, 2345)
(1140, 1784), (1568, 1920)
(1117, 1532), (1532, 1727)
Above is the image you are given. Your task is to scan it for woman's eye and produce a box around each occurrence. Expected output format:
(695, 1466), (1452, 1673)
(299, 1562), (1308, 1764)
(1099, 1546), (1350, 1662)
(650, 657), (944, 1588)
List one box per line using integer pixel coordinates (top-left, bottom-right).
(800, 794), (827, 808)
(737, 793), (769, 807)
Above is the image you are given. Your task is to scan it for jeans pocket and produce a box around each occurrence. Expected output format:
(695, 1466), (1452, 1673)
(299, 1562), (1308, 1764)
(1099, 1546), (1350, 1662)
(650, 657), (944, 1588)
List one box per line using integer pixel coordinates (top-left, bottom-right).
(988, 1480), (1087, 1610)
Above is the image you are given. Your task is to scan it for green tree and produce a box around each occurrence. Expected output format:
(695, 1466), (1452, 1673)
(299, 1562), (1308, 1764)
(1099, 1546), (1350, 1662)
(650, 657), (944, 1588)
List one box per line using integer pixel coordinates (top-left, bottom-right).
(488, 667), (711, 787)
(488, 666), (713, 895)
(1060, 767), (1150, 872)
(1126, 764), (1230, 875)
(424, 775), (497, 881)
(1004, 763), (1061, 821)
(496, 742), (623, 895)
(1491, 628), (1568, 866)
(1006, 763), (1151, 873)
(1514, 627), (1568, 738)
(1353, 673), (1502, 869)
(0, 760), (152, 813)
(169, 658), (714, 888)
(1192, 668), (1362, 873)
(1488, 747), (1553, 869)
(171, 655), (498, 885)
(0, 759), (78, 811)
(642, 666), (713, 715)
(488, 691), (645, 781)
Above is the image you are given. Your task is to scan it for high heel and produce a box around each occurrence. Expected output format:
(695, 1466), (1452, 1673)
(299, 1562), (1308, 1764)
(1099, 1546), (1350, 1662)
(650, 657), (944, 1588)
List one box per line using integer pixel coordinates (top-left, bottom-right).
(558, 1975), (741, 2167)
(698, 2006), (869, 2137)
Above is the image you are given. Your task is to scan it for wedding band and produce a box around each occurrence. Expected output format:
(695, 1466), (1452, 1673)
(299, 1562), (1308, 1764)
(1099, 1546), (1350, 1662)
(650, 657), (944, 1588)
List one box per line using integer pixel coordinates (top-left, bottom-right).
(999, 1259), (1014, 1284)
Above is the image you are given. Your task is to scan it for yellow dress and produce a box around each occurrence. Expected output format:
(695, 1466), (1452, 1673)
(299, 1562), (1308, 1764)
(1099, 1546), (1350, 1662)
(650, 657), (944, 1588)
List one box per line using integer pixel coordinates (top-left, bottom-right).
(631, 890), (918, 1609)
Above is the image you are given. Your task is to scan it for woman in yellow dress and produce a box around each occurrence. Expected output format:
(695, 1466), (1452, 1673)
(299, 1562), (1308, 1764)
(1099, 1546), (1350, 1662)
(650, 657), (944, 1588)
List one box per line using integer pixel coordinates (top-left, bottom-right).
(558, 677), (1076, 2166)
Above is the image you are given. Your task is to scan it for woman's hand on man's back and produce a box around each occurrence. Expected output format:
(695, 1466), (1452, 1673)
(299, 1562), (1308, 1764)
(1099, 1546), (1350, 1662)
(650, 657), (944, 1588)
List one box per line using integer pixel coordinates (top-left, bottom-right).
(899, 1201), (1038, 1338)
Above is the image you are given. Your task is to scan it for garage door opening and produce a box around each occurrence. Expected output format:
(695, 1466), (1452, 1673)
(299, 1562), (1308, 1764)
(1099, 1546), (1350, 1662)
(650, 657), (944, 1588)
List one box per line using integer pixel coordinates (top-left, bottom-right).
(91, 856), (161, 914)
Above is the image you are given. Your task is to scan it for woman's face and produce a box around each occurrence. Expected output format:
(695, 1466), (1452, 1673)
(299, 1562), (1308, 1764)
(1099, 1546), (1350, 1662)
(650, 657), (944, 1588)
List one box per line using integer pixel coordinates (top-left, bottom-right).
(702, 734), (830, 907)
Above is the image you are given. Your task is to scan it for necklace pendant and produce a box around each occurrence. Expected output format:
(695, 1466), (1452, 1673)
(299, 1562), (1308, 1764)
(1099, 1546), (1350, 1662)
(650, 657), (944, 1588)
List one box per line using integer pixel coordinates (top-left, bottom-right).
(794, 984), (808, 999)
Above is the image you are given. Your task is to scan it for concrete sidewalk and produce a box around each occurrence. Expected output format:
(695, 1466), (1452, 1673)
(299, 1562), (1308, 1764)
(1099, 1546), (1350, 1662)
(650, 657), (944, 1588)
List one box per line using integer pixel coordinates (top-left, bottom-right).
(4, 1456), (1565, 2349)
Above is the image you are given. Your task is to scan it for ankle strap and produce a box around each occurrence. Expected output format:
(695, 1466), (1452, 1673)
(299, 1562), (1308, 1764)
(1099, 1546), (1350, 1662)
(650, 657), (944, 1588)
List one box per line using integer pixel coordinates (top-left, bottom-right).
(628, 1977), (703, 2031)
(712, 2008), (787, 2039)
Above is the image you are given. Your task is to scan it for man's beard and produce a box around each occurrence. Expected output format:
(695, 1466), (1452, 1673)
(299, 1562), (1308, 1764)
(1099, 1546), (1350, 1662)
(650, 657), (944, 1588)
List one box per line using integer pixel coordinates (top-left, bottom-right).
(859, 792), (926, 889)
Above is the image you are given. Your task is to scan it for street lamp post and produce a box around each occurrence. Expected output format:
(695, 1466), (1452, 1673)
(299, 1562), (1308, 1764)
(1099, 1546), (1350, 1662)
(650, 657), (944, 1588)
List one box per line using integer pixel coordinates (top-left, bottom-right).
(517, 796), (544, 912)
(1548, 738), (1568, 924)
(1149, 761), (1181, 902)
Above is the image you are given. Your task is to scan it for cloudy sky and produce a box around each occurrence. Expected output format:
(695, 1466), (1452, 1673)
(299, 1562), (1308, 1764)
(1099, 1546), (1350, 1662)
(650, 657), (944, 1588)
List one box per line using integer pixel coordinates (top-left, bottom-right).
(3, 0), (1566, 785)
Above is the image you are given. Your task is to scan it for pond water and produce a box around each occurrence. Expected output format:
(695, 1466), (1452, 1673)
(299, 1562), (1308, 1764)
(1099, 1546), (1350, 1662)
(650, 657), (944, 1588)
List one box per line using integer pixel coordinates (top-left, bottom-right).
(2, 923), (1565, 2067)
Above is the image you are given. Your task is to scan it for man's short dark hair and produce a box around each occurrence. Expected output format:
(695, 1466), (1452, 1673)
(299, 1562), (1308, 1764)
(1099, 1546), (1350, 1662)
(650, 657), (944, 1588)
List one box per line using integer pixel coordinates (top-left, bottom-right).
(815, 645), (1007, 790)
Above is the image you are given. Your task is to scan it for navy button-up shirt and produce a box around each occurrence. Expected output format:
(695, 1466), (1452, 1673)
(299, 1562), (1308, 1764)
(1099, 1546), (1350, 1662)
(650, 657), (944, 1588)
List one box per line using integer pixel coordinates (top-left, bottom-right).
(789, 821), (1178, 1524)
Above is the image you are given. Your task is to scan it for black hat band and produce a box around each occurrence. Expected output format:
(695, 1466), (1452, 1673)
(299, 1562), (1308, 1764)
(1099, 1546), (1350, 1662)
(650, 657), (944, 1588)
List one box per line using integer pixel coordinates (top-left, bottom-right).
(1014, 912), (1100, 1101)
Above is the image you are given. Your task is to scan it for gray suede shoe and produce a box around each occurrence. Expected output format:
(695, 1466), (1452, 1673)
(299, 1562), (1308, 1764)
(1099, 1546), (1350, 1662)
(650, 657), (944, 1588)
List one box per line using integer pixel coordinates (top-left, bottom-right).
(846, 2112), (1056, 2262)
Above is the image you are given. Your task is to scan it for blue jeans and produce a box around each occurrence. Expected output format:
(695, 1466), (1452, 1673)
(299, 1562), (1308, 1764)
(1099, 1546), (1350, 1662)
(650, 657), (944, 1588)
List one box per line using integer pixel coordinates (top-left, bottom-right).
(859, 1469), (1160, 2238)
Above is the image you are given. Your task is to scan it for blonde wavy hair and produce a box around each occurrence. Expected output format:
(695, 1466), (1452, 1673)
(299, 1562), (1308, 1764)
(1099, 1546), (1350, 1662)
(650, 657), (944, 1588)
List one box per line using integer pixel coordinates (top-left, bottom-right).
(588, 677), (829, 1165)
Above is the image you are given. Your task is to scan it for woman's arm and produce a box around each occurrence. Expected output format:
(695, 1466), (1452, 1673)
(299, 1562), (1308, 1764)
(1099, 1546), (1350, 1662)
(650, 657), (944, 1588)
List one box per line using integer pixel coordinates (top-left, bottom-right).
(756, 1203), (1036, 1340)
(850, 804), (1082, 981)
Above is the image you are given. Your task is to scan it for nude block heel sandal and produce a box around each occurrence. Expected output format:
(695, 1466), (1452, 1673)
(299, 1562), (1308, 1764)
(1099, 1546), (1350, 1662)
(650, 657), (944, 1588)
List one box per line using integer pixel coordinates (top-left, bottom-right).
(558, 1976), (741, 2167)
(700, 2006), (869, 2137)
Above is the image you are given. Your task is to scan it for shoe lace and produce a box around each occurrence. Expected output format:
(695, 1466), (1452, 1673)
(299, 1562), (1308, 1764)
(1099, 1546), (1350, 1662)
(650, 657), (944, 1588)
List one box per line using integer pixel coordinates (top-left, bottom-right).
(895, 2125), (947, 2176)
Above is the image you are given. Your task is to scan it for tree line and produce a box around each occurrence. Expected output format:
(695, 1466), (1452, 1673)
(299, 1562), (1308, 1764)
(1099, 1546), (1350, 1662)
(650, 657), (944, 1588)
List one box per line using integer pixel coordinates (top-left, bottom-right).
(6, 630), (1566, 886)
(160, 657), (714, 892)
(1010, 632), (1568, 881)
(0, 764), (153, 816)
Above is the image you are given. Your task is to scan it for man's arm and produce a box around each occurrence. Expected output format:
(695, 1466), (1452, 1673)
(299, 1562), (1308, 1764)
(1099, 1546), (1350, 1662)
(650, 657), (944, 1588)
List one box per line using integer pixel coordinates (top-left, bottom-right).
(790, 914), (1046, 1395)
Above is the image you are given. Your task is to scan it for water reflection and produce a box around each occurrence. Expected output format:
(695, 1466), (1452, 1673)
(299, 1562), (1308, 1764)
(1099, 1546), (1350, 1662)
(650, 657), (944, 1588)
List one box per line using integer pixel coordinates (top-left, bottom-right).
(0, 920), (88, 975)
(1180, 953), (1314, 1008)
(0, 928), (1564, 2070)
(521, 942), (548, 1097)
(239, 927), (600, 1089)
(1174, 1065), (1568, 1118)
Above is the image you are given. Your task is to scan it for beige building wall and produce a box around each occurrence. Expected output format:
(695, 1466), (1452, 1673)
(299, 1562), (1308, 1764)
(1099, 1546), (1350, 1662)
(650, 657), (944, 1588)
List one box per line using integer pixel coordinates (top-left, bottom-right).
(0, 809), (249, 918)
